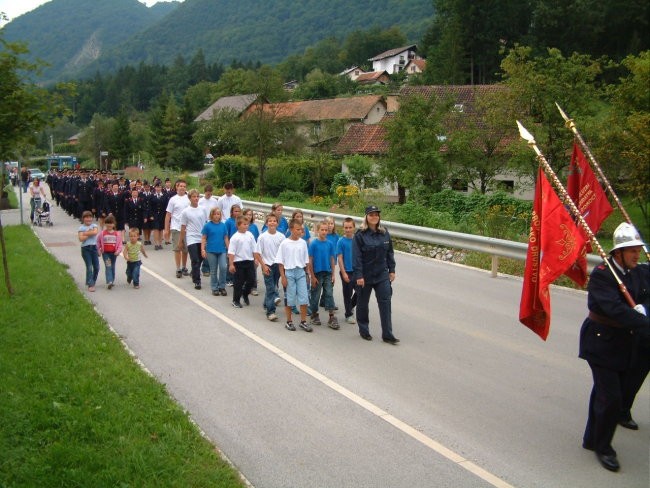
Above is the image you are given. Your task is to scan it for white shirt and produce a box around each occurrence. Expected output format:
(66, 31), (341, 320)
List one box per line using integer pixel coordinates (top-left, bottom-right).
(166, 193), (190, 231)
(256, 230), (286, 265)
(198, 195), (219, 215)
(228, 231), (256, 261)
(217, 194), (242, 222)
(180, 205), (208, 245)
(274, 237), (309, 270)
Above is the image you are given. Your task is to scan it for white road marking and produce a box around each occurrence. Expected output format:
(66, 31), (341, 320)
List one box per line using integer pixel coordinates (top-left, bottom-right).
(142, 264), (516, 488)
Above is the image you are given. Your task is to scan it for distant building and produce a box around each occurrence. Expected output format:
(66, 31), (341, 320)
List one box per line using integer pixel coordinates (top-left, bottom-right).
(404, 58), (426, 76)
(340, 66), (365, 81)
(355, 70), (391, 86)
(67, 133), (81, 145)
(194, 94), (262, 122)
(368, 45), (421, 74)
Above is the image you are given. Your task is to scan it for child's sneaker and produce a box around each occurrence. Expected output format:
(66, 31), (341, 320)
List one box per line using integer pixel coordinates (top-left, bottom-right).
(285, 321), (296, 331)
(251, 289), (259, 296)
(219, 288), (227, 296)
(107, 283), (114, 290)
(299, 321), (313, 332)
(267, 313), (278, 322)
(274, 297), (282, 306)
(345, 316), (357, 324)
(176, 269), (182, 278)
(328, 316), (339, 330)
(182, 267), (189, 276)
(232, 301), (243, 308)
(310, 314), (321, 326)
(243, 295), (250, 306)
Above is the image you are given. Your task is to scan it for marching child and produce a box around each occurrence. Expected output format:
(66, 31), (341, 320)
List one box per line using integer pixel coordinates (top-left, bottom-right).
(336, 217), (358, 323)
(255, 214), (286, 321)
(78, 210), (100, 292)
(201, 207), (229, 296)
(275, 219), (312, 332)
(96, 215), (123, 289)
(227, 215), (257, 308)
(123, 227), (148, 289)
(308, 221), (338, 329)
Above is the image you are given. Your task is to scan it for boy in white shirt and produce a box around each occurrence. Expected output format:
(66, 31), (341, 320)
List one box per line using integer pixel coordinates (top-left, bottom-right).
(228, 215), (257, 308)
(179, 189), (208, 290)
(164, 180), (190, 278)
(255, 214), (286, 321)
(216, 182), (242, 222)
(275, 219), (312, 332)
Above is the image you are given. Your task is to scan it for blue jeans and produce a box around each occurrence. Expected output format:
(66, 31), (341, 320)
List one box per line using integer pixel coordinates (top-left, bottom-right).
(263, 263), (281, 314)
(102, 252), (118, 284)
(126, 261), (141, 286)
(285, 267), (308, 307)
(81, 245), (100, 286)
(206, 252), (227, 291)
(309, 271), (335, 314)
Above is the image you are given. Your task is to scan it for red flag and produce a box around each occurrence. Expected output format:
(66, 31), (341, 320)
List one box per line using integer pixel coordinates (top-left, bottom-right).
(519, 168), (587, 340)
(564, 143), (613, 286)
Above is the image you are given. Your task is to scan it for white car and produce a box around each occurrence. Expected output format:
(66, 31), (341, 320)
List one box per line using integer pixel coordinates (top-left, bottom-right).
(29, 168), (46, 181)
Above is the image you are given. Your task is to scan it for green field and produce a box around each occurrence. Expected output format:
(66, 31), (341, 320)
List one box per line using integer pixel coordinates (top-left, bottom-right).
(0, 226), (245, 487)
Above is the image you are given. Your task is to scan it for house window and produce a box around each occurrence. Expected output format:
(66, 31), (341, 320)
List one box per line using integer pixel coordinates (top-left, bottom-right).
(451, 179), (468, 192)
(399, 55), (405, 65)
(496, 180), (514, 193)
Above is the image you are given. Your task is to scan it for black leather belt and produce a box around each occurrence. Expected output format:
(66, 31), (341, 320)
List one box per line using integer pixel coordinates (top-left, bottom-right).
(588, 311), (623, 328)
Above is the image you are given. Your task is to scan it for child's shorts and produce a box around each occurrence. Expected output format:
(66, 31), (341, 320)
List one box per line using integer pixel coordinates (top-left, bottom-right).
(285, 267), (308, 307)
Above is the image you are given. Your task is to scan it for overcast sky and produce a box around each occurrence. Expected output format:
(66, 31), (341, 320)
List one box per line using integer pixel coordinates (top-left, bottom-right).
(0, 1), (181, 27)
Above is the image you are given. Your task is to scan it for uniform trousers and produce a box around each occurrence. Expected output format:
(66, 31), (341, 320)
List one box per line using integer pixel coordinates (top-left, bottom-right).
(355, 279), (394, 340)
(583, 363), (626, 456)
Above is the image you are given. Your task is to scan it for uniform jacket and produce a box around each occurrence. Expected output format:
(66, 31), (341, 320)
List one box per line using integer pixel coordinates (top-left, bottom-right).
(579, 260), (650, 371)
(352, 227), (395, 284)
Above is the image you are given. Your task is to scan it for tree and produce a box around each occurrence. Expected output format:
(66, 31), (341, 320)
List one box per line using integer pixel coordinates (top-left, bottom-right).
(383, 94), (448, 203)
(445, 88), (519, 193)
(110, 110), (132, 165)
(192, 108), (240, 158)
(0, 27), (69, 295)
(78, 113), (114, 169)
(499, 45), (605, 178)
(343, 155), (374, 189)
(596, 51), (650, 228)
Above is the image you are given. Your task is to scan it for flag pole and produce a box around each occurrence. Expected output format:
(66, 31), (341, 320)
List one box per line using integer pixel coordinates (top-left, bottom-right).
(555, 103), (650, 261)
(517, 121), (637, 308)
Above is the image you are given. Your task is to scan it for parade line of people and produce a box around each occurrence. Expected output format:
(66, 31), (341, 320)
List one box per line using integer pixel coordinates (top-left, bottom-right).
(49, 169), (398, 344)
(50, 168), (649, 473)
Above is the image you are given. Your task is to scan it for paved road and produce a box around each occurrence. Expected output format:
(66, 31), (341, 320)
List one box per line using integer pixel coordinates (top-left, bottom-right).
(3, 187), (648, 488)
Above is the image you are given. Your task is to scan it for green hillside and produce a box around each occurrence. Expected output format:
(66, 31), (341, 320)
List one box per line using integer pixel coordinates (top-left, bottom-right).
(1, 0), (179, 82)
(96, 0), (433, 69)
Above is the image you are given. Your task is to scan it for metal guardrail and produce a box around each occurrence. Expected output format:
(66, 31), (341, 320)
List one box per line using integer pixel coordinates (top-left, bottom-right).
(242, 200), (602, 277)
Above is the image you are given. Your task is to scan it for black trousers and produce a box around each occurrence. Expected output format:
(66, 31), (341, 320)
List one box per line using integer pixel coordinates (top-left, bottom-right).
(340, 271), (357, 318)
(233, 260), (255, 303)
(621, 346), (650, 417)
(583, 363), (626, 455)
(187, 243), (203, 285)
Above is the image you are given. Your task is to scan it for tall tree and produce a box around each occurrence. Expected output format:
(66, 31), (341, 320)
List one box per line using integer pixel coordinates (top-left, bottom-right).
(110, 110), (133, 165)
(383, 93), (448, 202)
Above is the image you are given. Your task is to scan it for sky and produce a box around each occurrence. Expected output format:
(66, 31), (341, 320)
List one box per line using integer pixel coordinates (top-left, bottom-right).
(0, 1), (181, 26)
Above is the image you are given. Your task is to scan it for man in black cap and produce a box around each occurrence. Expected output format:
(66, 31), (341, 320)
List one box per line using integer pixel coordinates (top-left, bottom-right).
(352, 205), (399, 344)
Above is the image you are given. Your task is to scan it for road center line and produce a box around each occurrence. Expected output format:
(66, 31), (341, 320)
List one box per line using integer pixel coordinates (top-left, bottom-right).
(143, 265), (516, 488)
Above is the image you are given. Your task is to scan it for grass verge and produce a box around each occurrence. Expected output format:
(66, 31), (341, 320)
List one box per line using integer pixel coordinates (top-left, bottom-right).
(0, 225), (245, 488)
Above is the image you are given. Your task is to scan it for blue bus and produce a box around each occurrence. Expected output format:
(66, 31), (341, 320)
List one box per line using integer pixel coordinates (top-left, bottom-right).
(47, 155), (77, 170)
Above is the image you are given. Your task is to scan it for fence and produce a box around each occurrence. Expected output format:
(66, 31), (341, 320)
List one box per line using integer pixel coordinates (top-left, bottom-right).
(242, 200), (602, 277)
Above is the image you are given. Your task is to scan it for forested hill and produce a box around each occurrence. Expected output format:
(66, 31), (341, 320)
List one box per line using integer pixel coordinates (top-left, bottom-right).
(3, 0), (434, 82)
(1, 0), (179, 83)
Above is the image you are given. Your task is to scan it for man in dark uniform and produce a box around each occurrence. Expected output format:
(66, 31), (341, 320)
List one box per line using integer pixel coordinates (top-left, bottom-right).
(579, 222), (649, 472)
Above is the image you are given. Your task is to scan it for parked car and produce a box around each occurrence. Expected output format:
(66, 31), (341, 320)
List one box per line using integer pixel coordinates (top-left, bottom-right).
(29, 168), (46, 181)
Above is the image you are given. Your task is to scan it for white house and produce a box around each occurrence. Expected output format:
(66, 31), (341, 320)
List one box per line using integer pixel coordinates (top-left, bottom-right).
(368, 45), (421, 74)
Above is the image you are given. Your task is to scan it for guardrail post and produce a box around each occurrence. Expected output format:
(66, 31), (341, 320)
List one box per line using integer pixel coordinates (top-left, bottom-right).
(491, 255), (499, 278)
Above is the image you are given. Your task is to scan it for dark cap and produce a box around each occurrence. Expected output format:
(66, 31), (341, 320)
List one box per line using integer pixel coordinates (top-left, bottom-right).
(365, 205), (381, 215)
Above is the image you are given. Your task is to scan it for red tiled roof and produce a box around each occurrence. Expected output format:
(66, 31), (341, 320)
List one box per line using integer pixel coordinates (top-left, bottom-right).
(333, 123), (389, 155)
(255, 95), (386, 122)
(355, 71), (389, 84)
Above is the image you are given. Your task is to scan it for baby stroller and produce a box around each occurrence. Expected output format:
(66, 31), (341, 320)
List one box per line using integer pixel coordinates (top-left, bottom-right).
(32, 196), (53, 227)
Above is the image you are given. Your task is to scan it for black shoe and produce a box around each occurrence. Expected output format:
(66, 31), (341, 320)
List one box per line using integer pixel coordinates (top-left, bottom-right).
(182, 268), (189, 276)
(194, 283), (201, 290)
(360, 334), (373, 341)
(618, 418), (639, 430)
(243, 295), (250, 306)
(596, 453), (620, 472)
(232, 301), (243, 308)
(176, 269), (182, 278)
(219, 288), (227, 296)
(383, 337), (400, 345)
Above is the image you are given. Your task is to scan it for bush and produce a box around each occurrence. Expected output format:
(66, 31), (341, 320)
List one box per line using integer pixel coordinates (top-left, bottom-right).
(264, 158), (311, 196)
(213, 155), (256, 190)
(385, 201), (456, 230)
(278, 190), (306, 203)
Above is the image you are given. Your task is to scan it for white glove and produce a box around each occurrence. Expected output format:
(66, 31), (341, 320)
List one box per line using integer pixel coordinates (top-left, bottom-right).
(633, 304), (646, 316)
